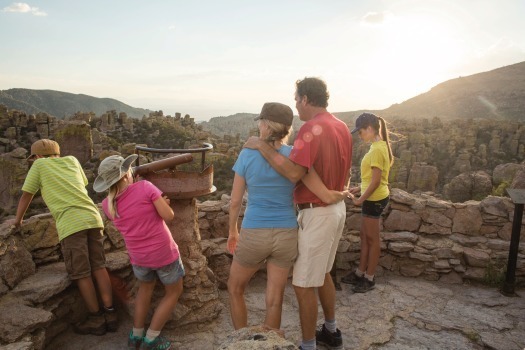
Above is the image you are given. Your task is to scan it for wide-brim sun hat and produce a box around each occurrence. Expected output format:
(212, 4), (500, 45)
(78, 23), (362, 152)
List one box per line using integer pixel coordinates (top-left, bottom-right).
(93, 154), (138, 192)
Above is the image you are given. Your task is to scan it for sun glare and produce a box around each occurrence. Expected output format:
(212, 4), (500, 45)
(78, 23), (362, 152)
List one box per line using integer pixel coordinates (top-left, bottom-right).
(365, 11), (467, 96)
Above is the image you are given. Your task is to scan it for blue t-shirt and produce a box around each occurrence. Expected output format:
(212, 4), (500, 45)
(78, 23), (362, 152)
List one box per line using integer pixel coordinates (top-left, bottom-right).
(232, 145), (297, 229)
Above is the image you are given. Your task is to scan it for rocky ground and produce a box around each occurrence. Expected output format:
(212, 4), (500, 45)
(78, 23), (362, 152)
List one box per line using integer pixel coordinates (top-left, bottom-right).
(47, 272), (525, 350)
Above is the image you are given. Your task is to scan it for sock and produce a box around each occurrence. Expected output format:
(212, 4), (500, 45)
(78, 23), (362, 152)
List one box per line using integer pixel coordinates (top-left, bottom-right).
(300, 338), (316, 350)
(364, 273), (374, 281)
(324, 319), (337, 333)
(355, 268), (364, 277)
(103, 305), (115, 312)
(145, 329), (161, 342)
(133, 327), (144, 337)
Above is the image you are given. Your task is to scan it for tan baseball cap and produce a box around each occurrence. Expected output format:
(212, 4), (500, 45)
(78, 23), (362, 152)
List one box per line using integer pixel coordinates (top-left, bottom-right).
(253, 102), (293, 126)
(28, 139), (60, 159)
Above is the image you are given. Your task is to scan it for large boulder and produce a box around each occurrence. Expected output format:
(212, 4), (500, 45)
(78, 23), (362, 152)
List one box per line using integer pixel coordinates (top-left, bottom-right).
(0, 148), (29, 215)
(407, 163), (439, 193)
(443, 171), (492, 202)
(54, 122), (93, 165)
(493, 163), (523, 187)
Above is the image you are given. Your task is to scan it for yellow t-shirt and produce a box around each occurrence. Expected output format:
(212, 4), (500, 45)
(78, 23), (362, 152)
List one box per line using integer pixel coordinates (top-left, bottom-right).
(360, 140), (390, 201)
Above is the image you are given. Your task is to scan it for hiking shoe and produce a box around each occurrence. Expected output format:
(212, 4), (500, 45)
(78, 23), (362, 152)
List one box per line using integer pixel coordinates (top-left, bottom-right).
(73, 311), (106, 336)
(341, 271), (364, 285)
(353, 277), (375, 293)
(104, 307), (118, 332)
(316, 324), (343, 350)
(139, 335), (172, 350)
(128, 330), (144, 350)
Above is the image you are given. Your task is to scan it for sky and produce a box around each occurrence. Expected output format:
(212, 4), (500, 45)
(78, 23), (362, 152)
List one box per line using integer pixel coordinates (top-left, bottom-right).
(1, 1), (524, 121)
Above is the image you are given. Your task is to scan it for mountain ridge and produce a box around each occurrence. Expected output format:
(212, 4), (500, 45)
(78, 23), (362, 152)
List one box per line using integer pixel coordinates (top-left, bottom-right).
(2, 61), (524, 133)
(0, 88), (151, 119)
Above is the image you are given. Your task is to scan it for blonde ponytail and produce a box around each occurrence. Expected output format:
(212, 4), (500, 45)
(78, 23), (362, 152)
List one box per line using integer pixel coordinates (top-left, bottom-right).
(107, 185), (119, 219)
(106, 170), (132, 218)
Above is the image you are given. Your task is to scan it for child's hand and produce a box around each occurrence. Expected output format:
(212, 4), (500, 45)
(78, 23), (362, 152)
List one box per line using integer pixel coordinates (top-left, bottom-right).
(349, 186), (360, 195)
(162, 195), (170, 205)
(4, 219), (21, 232)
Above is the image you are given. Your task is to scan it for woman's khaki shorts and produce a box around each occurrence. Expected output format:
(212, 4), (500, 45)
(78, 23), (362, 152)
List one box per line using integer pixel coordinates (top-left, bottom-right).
(233, 227), (298, 269)
(292, 201), (346, 288)
(60, 228), (106, 280)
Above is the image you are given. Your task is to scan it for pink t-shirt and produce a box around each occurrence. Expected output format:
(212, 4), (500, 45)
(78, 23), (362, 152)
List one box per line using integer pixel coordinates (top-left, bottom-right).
(102, 180), (179, 268)
(290, 112), (352, 204)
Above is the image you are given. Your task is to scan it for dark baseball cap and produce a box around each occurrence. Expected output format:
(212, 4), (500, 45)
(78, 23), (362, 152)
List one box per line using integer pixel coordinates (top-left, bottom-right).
(254, 102), (293, 126)
(351, 113), (379, 134)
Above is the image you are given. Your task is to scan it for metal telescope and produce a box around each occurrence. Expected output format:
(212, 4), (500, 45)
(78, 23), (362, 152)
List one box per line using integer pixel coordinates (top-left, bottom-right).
(132, 153), (193, 176)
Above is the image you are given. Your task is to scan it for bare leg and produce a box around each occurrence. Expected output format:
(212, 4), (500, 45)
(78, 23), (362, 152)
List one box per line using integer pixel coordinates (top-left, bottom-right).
(358, 220), (370, 273)
(264, 263), (290, 329)
(76, 276), (100, 313)
(92, 267), (113, 308)
(330, 262), (341, 291)
(149, 278), (183, 331)
(134, 279), (156, 329)
(227, 260), (259, 329)
(318, 273), (336, 321)
(363, 216), (381, 276)
(293, 285), (318, 341)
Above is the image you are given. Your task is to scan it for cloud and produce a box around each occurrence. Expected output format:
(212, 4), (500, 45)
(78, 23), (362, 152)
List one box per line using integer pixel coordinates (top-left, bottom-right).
(361, 11), (393, 25)
(3, 2), (47, 16)
(168, 25), (176, 30)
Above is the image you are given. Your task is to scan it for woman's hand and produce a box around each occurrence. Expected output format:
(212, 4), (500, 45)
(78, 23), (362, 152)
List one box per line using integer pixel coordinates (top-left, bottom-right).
(343, 190), (353, 198)
(227, 230), (239, 254)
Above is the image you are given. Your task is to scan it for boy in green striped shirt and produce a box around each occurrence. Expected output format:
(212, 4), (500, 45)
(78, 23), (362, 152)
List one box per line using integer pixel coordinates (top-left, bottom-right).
(13, 139), (118, 336)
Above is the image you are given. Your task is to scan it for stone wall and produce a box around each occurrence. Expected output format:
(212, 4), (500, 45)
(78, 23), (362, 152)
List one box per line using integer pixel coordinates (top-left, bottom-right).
(1, 189), (524, 348)
(0, 200), (221, 348)
(198, 189), (525, 285)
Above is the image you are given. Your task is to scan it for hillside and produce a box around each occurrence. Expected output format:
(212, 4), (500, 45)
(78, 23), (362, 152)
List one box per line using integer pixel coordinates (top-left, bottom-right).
(200, 61), (525, 136)
(380, 61), (525, 121)
(199, 112), (307, 139)
(0, 88), (151, 119)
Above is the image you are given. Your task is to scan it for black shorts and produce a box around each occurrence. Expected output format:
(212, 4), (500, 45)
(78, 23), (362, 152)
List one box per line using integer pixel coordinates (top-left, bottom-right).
(362, 197), (389, 218)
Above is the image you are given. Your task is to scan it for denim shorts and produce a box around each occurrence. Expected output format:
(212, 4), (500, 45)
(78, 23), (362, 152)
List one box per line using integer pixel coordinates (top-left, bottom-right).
(362, 196), (389, 218)
(132, 257), (185, 285)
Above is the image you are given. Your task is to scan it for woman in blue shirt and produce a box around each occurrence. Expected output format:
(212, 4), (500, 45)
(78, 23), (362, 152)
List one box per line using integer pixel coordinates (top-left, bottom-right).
(227, 102), (344, 331)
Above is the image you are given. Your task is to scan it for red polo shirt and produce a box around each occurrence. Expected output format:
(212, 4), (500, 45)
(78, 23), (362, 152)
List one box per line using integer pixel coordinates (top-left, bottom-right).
(290, 112), (352, 205)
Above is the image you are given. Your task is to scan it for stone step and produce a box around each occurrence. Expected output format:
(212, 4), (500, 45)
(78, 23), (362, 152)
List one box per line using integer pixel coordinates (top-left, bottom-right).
(11, 262), (70, 304)
(0, 295), (53, 344)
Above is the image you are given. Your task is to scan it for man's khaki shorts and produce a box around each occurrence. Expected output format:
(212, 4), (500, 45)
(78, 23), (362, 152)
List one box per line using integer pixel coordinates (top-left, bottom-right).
(234, 227), (298, 269)
(292, 201), (346, 288)
(60, 228), (106, 280)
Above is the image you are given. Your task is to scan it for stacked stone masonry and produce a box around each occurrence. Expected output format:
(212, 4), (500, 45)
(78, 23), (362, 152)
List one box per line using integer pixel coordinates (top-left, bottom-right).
(0, 189), (524, 348)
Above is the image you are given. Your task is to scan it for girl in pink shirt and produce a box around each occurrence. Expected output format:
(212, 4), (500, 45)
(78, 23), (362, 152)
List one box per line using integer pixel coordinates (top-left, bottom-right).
(95, 154), (184, 350)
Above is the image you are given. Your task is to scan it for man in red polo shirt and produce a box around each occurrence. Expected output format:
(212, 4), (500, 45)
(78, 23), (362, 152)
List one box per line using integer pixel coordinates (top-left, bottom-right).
(244, 77), (352, 350)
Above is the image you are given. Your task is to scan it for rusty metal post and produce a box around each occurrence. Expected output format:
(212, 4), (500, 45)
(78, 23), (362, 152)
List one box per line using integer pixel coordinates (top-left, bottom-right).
(502, 189), (525, 296)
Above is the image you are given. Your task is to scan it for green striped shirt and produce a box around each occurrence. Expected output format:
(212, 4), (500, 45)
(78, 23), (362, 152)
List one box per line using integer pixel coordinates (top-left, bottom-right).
(22, 156), (103, 241)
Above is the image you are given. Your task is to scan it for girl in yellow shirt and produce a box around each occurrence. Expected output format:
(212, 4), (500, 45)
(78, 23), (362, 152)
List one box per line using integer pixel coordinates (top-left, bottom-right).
(342, 113), (394, 293)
